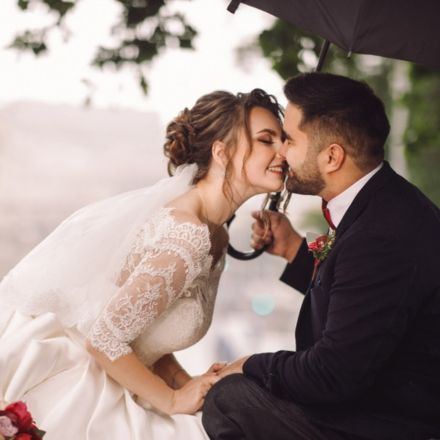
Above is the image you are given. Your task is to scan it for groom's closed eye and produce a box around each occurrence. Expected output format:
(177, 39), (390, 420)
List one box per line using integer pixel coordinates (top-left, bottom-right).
(282, 132), (295, 146)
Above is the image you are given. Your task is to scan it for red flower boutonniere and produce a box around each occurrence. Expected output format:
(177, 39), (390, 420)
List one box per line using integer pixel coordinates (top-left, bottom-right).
(0, 401), (45, 440)
(307, 230), (336, 279)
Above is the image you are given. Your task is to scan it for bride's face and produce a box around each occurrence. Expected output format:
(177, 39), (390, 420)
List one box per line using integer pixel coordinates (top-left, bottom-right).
(231, 106), (285, 196)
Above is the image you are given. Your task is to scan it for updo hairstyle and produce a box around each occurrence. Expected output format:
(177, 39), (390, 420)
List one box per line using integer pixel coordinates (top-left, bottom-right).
(163, 89), (283, 193)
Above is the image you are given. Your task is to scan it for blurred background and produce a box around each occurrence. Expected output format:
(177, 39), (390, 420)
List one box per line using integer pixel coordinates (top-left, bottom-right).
(0, 0), (439, 374)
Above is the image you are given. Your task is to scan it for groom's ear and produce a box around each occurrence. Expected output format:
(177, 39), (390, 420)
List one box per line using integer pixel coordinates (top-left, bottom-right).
(211, 140), (228, 169)
(323, 143), (345, 173)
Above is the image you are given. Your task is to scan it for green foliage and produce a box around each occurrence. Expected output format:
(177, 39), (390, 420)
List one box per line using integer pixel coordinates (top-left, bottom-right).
(17, 0), (74, 19)
(406, 146), (440, 207)
(9, 30), (47, 55)
(403, 66), (440, 206)
(11, 0), (197, 94)
(403, 65), (440, 154)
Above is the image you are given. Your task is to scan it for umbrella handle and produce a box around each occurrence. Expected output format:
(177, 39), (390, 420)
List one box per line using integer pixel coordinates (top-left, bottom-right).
(226, 190), (291, 260)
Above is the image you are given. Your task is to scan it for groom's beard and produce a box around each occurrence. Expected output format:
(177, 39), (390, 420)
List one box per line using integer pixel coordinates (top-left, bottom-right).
(286, 155), (325, 196)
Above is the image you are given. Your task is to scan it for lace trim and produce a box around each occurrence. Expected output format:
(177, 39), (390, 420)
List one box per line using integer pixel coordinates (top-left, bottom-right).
(87, 207), (213, 361)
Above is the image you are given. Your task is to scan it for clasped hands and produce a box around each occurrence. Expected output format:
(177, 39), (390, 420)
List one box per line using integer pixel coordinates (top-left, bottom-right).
(205, 356), (249, 378)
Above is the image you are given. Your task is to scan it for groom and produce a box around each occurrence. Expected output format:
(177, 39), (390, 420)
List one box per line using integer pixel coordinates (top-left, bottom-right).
(202, 73), (440, 439)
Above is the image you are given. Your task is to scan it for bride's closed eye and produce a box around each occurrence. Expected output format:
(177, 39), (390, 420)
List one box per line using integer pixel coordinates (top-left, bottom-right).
(256, 136), (275, 145)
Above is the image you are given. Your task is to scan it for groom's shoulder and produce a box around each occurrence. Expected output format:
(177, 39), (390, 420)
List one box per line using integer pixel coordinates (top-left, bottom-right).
(361, 168), (440, 246)
(368, 165), (438, 218)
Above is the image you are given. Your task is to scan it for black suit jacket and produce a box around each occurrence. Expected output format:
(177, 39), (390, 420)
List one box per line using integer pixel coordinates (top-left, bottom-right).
(243, 162), (440, 438)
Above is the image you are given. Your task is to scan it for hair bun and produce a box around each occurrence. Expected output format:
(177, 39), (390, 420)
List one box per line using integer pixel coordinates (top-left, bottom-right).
(164, 108), (196, 174)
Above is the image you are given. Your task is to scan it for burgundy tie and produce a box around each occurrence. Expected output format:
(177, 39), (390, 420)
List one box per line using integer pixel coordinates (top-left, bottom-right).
(321, 200), (336, 231)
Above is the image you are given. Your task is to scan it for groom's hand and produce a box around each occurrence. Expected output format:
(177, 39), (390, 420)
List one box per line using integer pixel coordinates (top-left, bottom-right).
(205, 362), (228, 375)
(217, 356), (250, 378)
(251, 210), (303, 263)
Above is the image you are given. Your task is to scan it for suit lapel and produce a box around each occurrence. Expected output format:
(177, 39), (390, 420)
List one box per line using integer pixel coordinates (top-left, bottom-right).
(335, 161), (396, 239)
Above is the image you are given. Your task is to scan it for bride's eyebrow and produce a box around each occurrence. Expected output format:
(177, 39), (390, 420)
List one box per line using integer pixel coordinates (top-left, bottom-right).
(255, 128), (278, 136)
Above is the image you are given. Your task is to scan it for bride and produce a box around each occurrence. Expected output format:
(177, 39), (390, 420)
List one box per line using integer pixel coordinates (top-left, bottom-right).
(0, 88), (285, 439)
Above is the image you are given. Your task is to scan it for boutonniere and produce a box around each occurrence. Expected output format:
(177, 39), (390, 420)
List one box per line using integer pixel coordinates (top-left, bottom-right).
(306, 230), (336, 279)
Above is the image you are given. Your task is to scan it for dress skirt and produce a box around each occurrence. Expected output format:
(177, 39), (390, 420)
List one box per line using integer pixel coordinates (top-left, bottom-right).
(0, 307), (209, 440)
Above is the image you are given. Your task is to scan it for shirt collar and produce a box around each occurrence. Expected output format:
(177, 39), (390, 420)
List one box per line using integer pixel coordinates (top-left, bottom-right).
(326, 162), (383, 228)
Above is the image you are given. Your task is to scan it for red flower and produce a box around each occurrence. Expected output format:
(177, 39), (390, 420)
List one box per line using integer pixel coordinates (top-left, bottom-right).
(4, 402), (33, 432)
(15, 433), (33, 440)
(307, 230), (336, 265)
(308, 235), (328, 252)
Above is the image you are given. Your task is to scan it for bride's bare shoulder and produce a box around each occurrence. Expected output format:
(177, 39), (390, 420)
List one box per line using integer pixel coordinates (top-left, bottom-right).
(164, 193), (204, 227)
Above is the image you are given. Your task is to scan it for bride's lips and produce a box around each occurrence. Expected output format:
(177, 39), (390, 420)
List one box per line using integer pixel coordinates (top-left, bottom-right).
(267, 161), (288, 177)
(267, 165), (284, 175)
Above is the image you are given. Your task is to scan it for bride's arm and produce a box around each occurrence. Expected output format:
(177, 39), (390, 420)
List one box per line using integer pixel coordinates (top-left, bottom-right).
(152, 354), (191, 389)
(86, 343), (174, 410)
(85, 222), (215, 414)
(86, 343), (217, 415)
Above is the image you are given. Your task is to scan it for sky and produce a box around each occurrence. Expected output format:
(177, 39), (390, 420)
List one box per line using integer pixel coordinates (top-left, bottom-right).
(0, 0), (285, 125)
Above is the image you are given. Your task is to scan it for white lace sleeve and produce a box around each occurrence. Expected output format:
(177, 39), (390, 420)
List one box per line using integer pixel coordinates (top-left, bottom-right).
(87, 209), (210, 361)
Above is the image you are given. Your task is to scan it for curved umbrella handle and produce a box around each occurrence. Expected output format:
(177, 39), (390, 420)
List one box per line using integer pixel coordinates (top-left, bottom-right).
(226, 191), (287, 260)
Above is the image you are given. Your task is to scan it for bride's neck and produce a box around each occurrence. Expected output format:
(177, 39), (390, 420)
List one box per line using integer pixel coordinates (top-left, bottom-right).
(194, 179), (241, 228)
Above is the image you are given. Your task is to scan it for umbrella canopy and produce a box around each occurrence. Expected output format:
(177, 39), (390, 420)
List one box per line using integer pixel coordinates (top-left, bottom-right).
(228, 0), (440, 68)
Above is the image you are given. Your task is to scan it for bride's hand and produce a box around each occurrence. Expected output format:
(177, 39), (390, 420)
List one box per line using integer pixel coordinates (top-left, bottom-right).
(168, 373), (219, 415)
(205, 362), (228, 374)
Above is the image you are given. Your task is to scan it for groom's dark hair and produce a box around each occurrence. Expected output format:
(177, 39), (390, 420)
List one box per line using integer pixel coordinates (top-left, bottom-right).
(284, 72), (390, 171)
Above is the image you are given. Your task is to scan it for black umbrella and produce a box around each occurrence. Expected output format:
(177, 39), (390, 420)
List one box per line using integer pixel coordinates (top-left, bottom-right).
(227, 0), (440, 68)
(226, 0), (440, 260)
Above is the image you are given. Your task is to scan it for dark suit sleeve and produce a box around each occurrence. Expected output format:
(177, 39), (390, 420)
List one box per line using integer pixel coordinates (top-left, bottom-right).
(243, 230), (416, 404)
(279, 238), (315, 294)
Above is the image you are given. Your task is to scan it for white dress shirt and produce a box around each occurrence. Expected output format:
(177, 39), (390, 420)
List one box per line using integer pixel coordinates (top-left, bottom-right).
(326, 162), (383, 228)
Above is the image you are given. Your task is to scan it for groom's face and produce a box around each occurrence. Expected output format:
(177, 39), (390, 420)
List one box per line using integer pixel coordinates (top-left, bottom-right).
(281, 103), (325, 196)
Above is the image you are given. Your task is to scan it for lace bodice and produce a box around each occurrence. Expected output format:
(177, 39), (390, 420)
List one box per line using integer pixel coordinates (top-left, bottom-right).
(87, 207), (225, 364)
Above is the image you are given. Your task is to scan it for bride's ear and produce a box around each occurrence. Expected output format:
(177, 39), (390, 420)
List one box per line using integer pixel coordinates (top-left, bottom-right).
(211, 140), (228, 170)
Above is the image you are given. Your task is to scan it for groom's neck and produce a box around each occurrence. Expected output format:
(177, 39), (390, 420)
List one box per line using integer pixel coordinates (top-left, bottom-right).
(321, 160), (372, 202)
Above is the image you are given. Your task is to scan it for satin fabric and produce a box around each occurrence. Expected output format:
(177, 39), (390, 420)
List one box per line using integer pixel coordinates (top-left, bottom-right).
(0, 307), (209, 440)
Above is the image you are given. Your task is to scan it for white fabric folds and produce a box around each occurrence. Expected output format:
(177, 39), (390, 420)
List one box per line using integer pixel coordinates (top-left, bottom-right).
(0, 164), (198, 335)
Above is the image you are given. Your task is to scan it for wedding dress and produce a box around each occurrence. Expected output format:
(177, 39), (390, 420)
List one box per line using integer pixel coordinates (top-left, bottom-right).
(0, 165), (225, 440)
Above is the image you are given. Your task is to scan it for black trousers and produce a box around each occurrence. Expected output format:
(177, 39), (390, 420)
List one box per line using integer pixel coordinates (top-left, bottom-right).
(202, 374), (350, 440)
(202, 374), (440, 440)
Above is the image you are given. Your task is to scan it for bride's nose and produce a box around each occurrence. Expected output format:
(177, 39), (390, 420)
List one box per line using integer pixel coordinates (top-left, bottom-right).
(276, 142), (287, 158)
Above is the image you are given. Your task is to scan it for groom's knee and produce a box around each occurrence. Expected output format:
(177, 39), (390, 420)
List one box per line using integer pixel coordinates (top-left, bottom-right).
(205, 373), (244, 411)
(203, 374), (247, 431)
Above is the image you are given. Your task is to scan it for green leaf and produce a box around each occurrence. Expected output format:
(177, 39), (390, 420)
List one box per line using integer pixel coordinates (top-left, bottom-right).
(8, 31), (48, 56)
(17, 0), (30, 10)
(139, 72), (148, 95)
